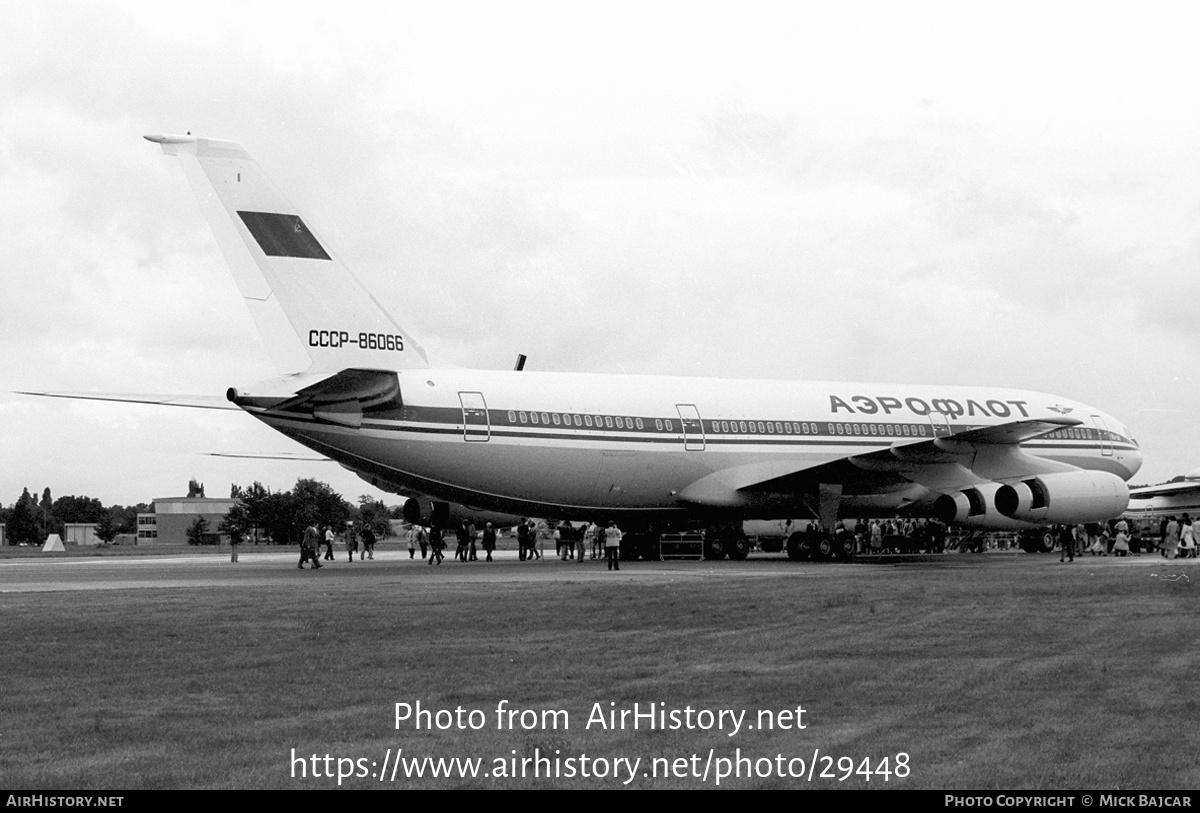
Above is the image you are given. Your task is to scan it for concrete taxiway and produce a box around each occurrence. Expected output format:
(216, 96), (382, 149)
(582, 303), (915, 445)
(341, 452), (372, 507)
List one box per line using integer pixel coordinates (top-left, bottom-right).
(0, 548), (1188, 594)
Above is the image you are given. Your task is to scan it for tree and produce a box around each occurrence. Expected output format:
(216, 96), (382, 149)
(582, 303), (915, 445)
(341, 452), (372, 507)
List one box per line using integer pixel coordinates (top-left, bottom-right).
(357, 495), (392, 539)
(232, 482), (293, 544)
(94, 511), (120, 544)
(53, 495), (106, 524)
(9, 489), (39, 546)
(185, 516), (212, 546)
(293, 478), (352, 537)
(218, 503), (253, 544)
(37, 487), (61, 541)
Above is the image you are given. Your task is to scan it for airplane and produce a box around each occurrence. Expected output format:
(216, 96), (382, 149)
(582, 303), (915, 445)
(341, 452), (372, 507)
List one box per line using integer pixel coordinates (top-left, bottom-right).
(1124, 469), (1200, 521)
(25, 134), (1144, 561)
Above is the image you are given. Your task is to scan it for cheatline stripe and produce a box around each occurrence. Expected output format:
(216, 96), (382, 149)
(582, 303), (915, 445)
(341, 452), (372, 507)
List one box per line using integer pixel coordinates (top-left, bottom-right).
(245, 408), (1137, 455)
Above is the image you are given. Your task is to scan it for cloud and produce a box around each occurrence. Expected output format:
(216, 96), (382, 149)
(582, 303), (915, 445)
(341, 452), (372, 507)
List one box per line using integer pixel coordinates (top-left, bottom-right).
(2, 1), (1199, 505)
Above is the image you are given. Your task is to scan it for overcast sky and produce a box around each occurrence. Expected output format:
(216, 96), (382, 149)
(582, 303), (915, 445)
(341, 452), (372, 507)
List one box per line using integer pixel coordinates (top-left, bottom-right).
(2, 1), (1198, 508)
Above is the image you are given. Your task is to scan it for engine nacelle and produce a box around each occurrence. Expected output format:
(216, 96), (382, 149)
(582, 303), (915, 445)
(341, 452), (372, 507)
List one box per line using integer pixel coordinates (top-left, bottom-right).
(401, 497), (424, 524)
(994, 470), (1129, 524)
(934, 483), (1037, 529)
(934, 482), (1007, 527)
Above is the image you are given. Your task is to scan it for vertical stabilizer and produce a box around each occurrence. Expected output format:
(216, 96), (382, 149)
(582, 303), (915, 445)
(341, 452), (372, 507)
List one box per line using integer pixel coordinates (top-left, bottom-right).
(145, 134), (431, 374)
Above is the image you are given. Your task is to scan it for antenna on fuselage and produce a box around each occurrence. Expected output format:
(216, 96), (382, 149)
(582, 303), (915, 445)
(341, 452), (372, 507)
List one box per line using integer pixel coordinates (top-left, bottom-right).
(514, 354), (527, 371)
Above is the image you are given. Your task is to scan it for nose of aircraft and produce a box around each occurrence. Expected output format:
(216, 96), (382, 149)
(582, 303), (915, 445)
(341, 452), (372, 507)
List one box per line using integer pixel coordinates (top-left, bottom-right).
(1120, 435), (1143, 480)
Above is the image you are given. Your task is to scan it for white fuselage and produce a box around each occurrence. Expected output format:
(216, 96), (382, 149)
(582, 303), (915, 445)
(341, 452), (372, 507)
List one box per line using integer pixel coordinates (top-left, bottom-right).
(238, 368), (1143, 522)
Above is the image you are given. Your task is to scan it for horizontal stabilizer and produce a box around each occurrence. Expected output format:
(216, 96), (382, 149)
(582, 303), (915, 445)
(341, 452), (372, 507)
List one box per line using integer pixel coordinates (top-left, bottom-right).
(230, 368), (402, 429)
(204, 451), (332, 462)
(15, 391), (239, 410)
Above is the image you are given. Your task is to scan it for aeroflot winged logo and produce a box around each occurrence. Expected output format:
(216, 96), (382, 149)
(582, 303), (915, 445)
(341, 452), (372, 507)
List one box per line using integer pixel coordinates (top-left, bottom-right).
(1047, 405), (1075, 415)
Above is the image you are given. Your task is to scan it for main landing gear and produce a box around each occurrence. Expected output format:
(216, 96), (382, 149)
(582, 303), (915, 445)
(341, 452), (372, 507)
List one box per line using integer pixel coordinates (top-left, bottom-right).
(701, 529), (750, 561)
(786, 527), (855, 562)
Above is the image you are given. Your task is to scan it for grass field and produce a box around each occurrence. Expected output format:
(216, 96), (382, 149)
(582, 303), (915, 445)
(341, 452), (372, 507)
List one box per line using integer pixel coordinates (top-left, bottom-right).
(1, 551), (1197, 789)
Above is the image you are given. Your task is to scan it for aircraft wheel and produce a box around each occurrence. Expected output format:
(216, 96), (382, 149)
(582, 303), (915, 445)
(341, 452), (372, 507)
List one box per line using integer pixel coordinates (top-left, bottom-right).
(811, 535), (834, 561)
(703, 536), (726, 560)
(727, 534), (750, 560)
(786, 532), (806, 561)
(834, 533), (856, 561)
(1038, 531), (1056, 554)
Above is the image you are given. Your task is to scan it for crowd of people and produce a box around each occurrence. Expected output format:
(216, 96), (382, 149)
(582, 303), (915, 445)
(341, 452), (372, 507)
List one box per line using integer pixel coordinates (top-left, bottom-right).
(1047, 515), (1196, 561)
(399, 518), (626, 570)
(282, 512), (1196, 570)
(296, 522), (377, 568)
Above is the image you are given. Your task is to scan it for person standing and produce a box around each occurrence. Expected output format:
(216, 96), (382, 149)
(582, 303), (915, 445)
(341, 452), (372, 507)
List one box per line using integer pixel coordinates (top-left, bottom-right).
(604, 521), (622, 571)
(1162, 516), (1180, 559)
(1058, 523), (1075, 563)
(586, 521), (600, 559)
(454, 522), (469, 562)
(428, 525), (444, 565)
(482, 522), (496, 562)
(323, 526), (335, 561)
(467, 521), (478, 561)
(345, 529), (358, 562)
(1178, 518), (1194, 559)
(517, 520), (529, 562)
(299, 523), (322, 569)
(231, 531), (245, 563)
(529, 520), (542, 560)
(361, 525), (376, 560)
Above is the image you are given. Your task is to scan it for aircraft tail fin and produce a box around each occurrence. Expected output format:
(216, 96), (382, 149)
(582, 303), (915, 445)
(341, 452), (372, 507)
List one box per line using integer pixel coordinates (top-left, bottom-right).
(145, 134), (431, 374)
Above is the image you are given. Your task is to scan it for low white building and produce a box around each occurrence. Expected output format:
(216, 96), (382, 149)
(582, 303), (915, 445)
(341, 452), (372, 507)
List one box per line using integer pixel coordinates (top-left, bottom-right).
(64, 523), (99, 547)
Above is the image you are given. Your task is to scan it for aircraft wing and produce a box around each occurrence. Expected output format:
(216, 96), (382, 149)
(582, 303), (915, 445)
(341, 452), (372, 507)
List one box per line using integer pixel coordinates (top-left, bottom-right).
(690, 417), (1083, 495)
(1128, 480), (1200, 498)
(679, 416), (1088, 519)
(14, 391), (239, 410)
(205, 451), (333, 461)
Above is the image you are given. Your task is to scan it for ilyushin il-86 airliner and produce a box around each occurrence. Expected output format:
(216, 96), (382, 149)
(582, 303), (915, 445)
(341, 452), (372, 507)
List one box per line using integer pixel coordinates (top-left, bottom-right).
(32, 135), (1144, 560)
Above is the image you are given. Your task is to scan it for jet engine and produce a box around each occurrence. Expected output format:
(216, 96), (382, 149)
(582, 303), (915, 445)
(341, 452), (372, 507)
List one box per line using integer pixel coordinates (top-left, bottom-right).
(933, 483), (1033, 529)
(994, 470), (1129, 524)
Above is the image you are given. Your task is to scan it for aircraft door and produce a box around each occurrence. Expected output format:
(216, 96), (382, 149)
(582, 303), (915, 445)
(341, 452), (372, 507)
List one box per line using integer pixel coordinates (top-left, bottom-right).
(1090, 414), (1113, 456)
(459, 392), (490, 442)
(928, 410), (952, 438)
(676, 404), (705, 451)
